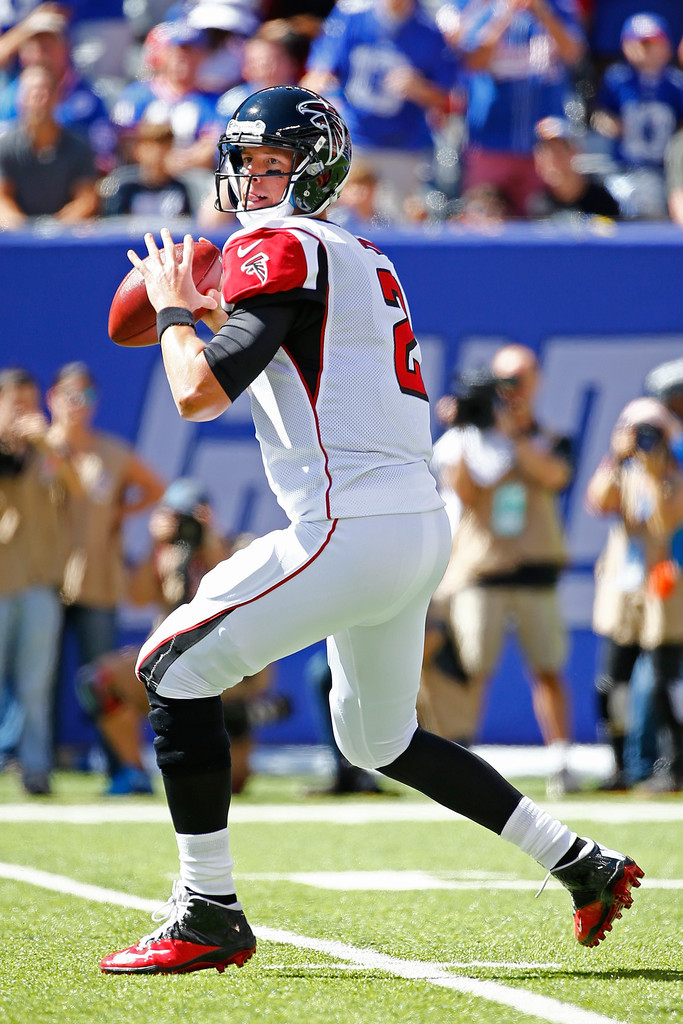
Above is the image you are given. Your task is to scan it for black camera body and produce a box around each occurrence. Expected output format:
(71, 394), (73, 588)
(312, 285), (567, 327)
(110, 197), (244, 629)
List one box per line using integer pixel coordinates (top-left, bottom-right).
(0, 448), (25, 478)
(451, 367), (499, 430)
(172, 512), (204, 550)
(634, 422), (665, 453)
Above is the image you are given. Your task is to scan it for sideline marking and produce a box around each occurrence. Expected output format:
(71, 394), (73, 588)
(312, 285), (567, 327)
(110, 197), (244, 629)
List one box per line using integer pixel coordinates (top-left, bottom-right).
(0, 861), (631, 1024)
(239, 869), (678, 892)
(0, 799), (682, 824)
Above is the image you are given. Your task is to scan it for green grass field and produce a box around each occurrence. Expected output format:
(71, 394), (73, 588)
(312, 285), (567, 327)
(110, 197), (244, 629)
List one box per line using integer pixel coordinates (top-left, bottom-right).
(0, 765), (681, 1024)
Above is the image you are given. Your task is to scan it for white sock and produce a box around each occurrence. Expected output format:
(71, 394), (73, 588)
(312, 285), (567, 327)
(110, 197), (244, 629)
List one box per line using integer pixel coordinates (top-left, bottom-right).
(176, 827), (237, 898)
(548, 740), (570, 773)
(500, 796), (577, 870)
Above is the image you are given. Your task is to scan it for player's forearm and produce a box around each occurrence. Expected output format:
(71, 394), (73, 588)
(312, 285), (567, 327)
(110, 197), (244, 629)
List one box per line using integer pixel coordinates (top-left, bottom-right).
(161, 326), (231, 421)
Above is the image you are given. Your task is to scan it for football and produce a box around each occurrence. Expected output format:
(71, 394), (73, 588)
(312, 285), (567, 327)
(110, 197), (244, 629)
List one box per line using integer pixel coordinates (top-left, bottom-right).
(108, 238), (223, 347)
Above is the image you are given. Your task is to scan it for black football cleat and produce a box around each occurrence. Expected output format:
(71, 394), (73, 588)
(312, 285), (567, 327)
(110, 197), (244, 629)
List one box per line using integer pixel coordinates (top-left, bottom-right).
(100, 883), (256, 974)
(550, 839), (644, 947)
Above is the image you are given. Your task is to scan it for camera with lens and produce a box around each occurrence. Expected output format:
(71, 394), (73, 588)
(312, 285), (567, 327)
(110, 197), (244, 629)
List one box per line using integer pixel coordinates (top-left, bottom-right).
(0, 447), (25, 478)
(172, 512), (204, 550)
(634, 422), (665, 453)
(450, 367), (499, 430)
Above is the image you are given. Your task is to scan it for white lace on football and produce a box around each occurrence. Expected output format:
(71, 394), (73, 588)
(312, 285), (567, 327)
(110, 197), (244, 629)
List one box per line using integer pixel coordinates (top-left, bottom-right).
(140, 881), (192, 946)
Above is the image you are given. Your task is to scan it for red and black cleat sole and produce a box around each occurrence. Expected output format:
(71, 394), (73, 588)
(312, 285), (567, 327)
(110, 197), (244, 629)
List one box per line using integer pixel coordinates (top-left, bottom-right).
(162, 946), (256, 974)
(576, 860), (644, 948)
(101, 944), (256, 975)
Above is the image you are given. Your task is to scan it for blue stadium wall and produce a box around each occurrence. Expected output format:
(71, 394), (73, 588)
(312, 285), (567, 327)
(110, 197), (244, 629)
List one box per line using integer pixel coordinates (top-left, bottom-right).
(2, 221), (682, 751)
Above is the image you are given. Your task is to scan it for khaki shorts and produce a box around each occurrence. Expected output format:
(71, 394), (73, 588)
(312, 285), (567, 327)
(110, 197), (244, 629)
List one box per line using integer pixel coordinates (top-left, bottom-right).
(450, 585), (567, 679)
(418, 663), (481, 742)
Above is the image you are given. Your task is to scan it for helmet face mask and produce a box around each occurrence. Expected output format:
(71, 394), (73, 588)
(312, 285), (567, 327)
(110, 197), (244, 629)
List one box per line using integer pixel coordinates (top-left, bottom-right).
(215, 86), (352, 227)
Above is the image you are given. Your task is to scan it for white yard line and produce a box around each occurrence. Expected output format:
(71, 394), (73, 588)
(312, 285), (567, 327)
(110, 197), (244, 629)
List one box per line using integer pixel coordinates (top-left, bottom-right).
(0, 799), (682, 824)
(238, 869), (678, 891)
(0, 861), (630, 1024)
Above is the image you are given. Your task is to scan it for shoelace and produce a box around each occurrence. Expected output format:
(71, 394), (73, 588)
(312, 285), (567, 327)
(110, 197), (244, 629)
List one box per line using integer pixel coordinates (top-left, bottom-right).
(535, 872), (552, 898)
(535, 839), (596, 899)
(140, 881), (192, 946)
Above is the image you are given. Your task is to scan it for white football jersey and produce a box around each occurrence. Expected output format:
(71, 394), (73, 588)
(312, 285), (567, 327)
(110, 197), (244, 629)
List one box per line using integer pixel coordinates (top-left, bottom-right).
(220, 216), (443, 523)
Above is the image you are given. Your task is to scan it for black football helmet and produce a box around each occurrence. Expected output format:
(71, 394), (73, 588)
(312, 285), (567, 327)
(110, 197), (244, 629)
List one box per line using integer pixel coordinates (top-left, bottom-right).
(215, 85), (352, 226)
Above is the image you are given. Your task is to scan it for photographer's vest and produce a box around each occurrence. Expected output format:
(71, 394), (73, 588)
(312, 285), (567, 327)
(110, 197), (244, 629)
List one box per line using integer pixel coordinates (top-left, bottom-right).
(0, 447), (66, 597)
(61, 432), (130, 609)
(439, 429), (568, 595)
(592, 461), (683, 646)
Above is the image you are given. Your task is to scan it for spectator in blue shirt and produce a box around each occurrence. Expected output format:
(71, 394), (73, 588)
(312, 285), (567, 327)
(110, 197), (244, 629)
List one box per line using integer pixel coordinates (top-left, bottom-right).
(111, 18), (224, 179)
(0, 7), (117, 173)
(302, 0), (458, 220)
(460, 0), (585, 218)
(592, 12), (683, 219)
(590, 0), (683, 67)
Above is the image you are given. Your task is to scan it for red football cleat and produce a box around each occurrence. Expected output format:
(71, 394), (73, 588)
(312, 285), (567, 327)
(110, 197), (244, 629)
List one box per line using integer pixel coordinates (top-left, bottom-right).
(550, 839), (644, 947)
(101, 883), (256, 974)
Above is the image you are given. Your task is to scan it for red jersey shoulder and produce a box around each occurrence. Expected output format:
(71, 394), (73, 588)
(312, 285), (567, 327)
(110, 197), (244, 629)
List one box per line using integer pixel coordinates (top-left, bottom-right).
(221, 227), (315, 305)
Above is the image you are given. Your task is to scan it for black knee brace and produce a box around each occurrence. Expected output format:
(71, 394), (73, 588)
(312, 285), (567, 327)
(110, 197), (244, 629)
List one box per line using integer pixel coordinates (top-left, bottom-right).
(147, 689), (230, 777)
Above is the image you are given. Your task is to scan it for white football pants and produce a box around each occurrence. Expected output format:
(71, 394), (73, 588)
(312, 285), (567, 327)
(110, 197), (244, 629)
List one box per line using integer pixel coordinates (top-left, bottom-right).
(137, 508), (451, 770)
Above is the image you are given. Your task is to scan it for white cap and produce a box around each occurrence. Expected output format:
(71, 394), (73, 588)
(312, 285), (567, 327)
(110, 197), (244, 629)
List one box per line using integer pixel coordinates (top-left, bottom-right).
(23, 10), (68, 36)
(644, 358), (683, 401)
(188, 1), (260, 37)
(616, 397), (680, 440)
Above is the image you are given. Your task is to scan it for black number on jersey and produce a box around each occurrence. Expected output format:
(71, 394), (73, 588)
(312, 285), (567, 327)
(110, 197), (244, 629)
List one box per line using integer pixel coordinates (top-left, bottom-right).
(377, 268), (428, 401)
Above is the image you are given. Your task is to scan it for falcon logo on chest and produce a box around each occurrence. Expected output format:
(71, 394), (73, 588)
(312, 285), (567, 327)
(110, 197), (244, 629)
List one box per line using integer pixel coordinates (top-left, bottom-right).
(241, 251), (269, 284)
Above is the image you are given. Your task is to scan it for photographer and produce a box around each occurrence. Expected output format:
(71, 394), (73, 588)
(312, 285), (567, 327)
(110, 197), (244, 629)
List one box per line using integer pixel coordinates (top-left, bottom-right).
(128, 477), (227, 615)
(77, 479), (281, 795)
(433, 344), (577, 796)
(0, 367), (80, 795)
(587, 397), (683, 793)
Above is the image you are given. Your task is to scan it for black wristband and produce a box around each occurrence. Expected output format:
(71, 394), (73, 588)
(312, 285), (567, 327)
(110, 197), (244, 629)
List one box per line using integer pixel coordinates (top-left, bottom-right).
(156, 306), (197, 342)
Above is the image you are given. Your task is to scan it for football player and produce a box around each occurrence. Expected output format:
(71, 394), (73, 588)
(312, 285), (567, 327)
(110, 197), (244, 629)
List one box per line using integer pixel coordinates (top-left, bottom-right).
(100, 86), (642, 975)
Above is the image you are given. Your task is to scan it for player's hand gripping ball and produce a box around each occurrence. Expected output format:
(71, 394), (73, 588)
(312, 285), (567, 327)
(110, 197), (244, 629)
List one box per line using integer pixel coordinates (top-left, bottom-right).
(108, 238), (222, 347)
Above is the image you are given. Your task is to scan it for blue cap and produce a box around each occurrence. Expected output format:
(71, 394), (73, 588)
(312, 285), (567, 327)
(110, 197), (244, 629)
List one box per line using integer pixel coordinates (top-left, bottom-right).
(621, 12), (671, 45)
(161, 478), (210, 515)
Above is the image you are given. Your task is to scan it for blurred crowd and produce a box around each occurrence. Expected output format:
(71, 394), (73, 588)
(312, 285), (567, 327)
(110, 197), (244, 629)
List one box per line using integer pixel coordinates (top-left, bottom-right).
(2, 349), (682, 799)
(0, 361), (289, 796)
(3, 1), (683, 230)
(2, 0), (683, 802)
(425, 350), (683, 798)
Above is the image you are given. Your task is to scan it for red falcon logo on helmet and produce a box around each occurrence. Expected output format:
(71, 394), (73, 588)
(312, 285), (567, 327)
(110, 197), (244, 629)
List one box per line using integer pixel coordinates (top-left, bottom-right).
(241, 251), (270, 284)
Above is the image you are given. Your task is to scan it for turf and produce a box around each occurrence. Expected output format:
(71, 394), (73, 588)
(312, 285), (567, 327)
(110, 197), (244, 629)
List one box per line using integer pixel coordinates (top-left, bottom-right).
(0, 767), (681, 1024)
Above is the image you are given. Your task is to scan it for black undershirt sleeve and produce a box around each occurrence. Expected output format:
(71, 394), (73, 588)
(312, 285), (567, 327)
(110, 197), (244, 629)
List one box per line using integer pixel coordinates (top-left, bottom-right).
(203, 295), (303, 402)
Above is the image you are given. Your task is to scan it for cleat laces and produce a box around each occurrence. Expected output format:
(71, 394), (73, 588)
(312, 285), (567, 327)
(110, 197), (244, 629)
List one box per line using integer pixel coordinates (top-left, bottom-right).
(140, 881), (192, 947)
(535, 872), (552, 898)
